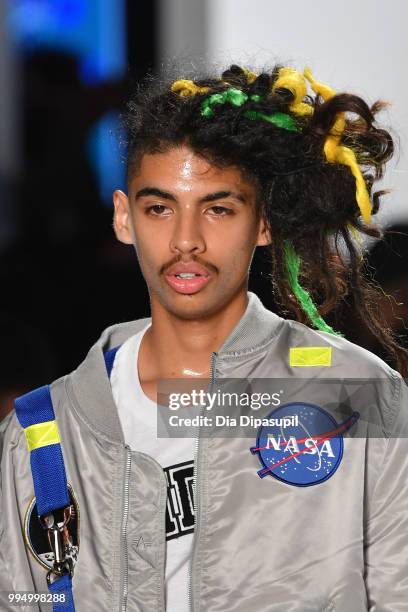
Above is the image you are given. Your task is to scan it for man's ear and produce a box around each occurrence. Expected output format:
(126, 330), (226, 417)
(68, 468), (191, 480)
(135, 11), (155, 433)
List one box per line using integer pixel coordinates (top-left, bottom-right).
(113, 190), (133, 245)
(256, 216), (272, 247)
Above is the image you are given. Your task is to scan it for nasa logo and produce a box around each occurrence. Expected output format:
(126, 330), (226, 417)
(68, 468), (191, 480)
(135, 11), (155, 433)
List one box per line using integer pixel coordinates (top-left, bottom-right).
(23, 483), (80, 573)
(250, 402), (359, 487)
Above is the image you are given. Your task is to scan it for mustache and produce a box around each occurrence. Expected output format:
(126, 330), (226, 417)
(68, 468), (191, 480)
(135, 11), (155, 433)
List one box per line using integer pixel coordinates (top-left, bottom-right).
(160, 256), (218, 275)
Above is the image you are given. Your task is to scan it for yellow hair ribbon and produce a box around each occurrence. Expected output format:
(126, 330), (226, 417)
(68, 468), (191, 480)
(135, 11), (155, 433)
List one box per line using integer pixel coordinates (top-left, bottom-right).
(303, 66), (345, 162)
(272, 67), (313, 116)
(303, 67), (372, 224)
(171, 79), (210, 97)
(242, 67), (258, 85)
(303, 67), (336, 101)
(336, 146), (372, 223)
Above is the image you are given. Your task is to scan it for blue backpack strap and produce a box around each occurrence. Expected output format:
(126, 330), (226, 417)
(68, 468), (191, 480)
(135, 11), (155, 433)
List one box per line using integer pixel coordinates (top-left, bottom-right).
(14, 385), (75, 612)
(104, 345), (120, 378)
(48, 573), (75, 610)
(14, 386), (70, 515)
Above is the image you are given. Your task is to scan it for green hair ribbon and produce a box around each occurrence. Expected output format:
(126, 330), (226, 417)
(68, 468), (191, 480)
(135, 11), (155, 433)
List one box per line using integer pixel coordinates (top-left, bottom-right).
(201, 88), (298, 131)
(283, 240), (344, 337)
(201, 88), (250, 117)
(243, 110), (297, 131)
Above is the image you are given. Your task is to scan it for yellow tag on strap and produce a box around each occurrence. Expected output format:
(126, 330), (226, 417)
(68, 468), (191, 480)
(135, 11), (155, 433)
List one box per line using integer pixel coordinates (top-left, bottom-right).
(289, 346), (332, 367)
(24, 420), (61, 452)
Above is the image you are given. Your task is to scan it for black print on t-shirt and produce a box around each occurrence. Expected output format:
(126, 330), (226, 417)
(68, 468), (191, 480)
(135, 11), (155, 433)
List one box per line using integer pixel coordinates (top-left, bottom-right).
(164, 460), (195, 541)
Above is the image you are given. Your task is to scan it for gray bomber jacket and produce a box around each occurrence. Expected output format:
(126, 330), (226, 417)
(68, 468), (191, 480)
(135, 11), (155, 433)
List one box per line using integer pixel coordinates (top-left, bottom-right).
(1, 292), (408, 612)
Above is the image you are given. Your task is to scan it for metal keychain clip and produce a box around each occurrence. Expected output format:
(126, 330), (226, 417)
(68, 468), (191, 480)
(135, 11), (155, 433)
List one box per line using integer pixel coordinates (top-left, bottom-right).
(39, 506), (75, 584)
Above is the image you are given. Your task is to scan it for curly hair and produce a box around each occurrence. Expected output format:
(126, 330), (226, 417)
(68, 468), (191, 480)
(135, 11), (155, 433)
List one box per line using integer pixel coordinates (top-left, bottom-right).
(123, 63), (408, 376)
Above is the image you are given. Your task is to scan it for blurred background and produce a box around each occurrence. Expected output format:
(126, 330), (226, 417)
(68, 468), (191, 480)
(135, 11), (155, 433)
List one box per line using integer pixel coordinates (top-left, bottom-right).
(1, 0), (407, 418)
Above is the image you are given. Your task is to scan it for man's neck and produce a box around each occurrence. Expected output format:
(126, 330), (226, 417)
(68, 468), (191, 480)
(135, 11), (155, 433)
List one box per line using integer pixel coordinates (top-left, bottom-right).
(138, 291), (248, 385)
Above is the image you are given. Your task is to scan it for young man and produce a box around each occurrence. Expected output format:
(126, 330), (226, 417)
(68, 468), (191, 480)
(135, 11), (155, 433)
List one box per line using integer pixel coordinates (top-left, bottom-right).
(1, 64), (408, 611)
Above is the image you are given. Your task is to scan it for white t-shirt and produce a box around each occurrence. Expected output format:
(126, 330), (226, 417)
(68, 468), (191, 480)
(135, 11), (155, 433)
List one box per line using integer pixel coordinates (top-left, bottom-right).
(110, 325), (195, 612)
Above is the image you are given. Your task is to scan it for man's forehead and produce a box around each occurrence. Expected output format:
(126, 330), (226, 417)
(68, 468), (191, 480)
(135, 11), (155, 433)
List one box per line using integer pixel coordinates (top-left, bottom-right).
(130, 146), (257, 194)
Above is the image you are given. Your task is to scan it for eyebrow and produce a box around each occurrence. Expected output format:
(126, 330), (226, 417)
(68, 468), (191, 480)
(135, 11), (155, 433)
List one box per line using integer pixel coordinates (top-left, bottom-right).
(134, 187), (247, 204)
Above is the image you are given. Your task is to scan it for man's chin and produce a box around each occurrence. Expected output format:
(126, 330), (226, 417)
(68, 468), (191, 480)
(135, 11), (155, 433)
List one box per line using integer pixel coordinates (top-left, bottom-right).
(166, 297), (219, 322)
(154, 287), (224, 321)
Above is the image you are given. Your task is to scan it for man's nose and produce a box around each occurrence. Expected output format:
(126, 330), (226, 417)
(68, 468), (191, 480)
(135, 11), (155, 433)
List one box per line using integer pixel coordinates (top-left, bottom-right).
(169, 210), (205, 255)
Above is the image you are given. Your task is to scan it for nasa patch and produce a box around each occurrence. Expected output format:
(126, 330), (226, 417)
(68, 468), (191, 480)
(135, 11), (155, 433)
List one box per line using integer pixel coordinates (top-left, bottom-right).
(250, 402), (359, 487)
(24, 483), (80, 573)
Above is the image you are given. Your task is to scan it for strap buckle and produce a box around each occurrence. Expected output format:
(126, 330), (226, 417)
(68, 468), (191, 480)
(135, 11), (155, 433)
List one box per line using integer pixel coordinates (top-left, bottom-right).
(39, 506), (75, 584)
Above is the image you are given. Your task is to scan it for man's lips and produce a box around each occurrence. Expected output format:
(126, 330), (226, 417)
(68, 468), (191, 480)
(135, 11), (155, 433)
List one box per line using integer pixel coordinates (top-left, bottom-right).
(165, 262), (211, 276)
(164, 262), (212, 295)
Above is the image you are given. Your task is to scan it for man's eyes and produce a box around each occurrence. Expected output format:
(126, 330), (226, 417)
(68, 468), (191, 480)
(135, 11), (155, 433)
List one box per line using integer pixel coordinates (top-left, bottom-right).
(144, 204), (234, 216)
(207, 205), (234, 216)
(145, 204), (170, 215)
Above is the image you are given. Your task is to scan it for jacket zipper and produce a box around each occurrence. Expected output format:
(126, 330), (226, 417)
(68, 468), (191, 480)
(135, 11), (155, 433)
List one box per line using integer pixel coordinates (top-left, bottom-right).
(121, 444), (132, 612)
(187, 352), (217, 612)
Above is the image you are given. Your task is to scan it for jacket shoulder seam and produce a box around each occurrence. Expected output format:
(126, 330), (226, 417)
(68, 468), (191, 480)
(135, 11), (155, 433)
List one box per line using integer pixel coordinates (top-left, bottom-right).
(63, 374), (123, 446)
(366, 371), (403, 510)
(219, 319), (286, 358)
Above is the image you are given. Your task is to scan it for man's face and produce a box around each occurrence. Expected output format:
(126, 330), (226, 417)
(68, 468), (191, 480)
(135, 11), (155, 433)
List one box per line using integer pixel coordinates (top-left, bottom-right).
(113, 145), (270, 320)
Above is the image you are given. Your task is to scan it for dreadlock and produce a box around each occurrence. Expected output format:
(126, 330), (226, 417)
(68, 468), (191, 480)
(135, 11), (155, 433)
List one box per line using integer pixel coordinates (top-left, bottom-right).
(123, 62), (408, 376)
